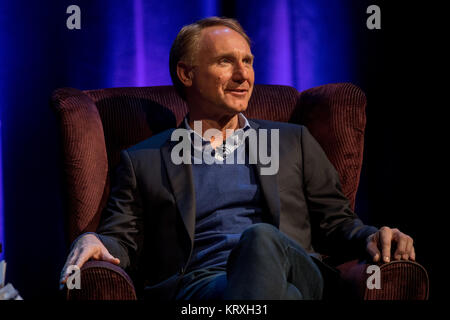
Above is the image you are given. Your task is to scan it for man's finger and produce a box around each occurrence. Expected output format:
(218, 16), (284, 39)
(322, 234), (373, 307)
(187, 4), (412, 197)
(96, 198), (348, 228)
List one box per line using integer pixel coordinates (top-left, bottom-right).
(60, 263), (71, 285)
(60, 261), (80, 285)
(60, 247), (95, 289)
(101, 251), (121, 265)
(379, 227), (392, 263)
(59, 249), (79, 284)
(393, 232), (407, 260)
(410, 246), (416, 261)
(71, 248), (93, 273)
(402, 236), (414, 260)
(366, 240), (381, 262)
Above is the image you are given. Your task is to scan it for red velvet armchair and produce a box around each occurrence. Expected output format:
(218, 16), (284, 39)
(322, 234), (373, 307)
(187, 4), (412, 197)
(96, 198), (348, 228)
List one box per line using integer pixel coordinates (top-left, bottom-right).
(51, 83), (429, 300)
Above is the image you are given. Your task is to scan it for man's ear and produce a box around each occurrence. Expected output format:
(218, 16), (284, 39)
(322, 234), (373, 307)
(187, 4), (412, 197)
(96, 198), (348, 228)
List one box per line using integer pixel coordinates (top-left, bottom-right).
(176, 61), (194, 88)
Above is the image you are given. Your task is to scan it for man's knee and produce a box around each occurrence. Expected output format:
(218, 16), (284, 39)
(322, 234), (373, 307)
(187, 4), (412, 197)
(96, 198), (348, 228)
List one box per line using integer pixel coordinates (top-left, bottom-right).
(240, 223), (280, 244)
(240, 224), (306, 252)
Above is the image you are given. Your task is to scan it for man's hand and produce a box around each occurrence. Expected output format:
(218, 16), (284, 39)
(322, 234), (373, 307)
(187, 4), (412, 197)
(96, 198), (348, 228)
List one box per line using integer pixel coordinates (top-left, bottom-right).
(59, 233), (120, 289)
(366, 226), (415, 263)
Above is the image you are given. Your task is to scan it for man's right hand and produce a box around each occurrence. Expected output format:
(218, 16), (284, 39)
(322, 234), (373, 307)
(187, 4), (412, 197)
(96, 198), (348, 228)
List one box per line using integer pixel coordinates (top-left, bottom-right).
(59, 233), (120, 290)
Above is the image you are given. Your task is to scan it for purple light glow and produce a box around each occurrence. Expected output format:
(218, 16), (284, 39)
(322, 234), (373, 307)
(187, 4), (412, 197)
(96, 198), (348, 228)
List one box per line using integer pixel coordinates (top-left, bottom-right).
(134, 0), (146, 86)
(202, 0), (218, 17)
(237, 0), (355, 93)
(267, 0), (293, 86)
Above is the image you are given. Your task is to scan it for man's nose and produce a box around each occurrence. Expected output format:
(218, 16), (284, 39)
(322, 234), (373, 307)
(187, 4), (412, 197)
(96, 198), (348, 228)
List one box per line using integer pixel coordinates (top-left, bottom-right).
(232, 62), (251, 82)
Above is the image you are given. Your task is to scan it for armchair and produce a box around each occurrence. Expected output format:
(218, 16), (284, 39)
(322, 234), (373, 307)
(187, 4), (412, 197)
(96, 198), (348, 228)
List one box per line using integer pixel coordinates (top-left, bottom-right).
(51, 83), (429, 300)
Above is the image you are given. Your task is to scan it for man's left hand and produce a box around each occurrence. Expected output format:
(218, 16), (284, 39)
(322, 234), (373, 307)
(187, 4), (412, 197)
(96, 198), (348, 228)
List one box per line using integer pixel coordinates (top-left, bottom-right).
(366, 226), (415, 263)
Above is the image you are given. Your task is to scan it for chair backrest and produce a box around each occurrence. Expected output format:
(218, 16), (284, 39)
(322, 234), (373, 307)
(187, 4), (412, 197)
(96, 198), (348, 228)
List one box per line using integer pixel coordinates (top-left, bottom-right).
(51, 83), (366, 243)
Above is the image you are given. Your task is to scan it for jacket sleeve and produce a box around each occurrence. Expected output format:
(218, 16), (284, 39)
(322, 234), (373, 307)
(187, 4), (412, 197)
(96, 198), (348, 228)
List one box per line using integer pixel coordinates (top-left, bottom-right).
(300, 126), (377, 258)
(94, 149), (144, 270)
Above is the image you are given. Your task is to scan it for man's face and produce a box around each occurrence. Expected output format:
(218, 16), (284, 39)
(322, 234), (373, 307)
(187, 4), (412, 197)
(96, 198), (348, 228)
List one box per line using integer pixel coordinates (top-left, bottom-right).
(185, 26), (255, 118)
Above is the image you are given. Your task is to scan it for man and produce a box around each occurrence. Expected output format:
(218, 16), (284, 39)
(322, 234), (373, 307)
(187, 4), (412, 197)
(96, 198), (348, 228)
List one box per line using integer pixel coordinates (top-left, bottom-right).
(60, 17), (415, 300)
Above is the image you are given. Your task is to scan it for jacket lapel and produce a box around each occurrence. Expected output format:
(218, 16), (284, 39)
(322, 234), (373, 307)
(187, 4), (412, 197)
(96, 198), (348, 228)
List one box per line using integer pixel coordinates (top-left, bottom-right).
(248, 120), (281, 227)
(161, 128), (196, 249)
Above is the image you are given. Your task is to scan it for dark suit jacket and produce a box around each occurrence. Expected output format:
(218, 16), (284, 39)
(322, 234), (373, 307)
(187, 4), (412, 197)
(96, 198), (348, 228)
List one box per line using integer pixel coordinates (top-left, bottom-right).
(95, 119), (377, 300)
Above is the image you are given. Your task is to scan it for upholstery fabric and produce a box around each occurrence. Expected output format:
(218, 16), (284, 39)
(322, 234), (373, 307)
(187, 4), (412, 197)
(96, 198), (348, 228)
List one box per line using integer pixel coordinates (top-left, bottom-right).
(66, 261), (136, 300)
(337, 260), (429, 300)
(51, 88), (109, 243)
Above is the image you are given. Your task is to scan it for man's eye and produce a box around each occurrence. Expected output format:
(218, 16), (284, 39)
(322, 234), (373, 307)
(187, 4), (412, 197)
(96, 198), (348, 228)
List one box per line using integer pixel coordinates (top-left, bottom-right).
(219, 59), (231, 64)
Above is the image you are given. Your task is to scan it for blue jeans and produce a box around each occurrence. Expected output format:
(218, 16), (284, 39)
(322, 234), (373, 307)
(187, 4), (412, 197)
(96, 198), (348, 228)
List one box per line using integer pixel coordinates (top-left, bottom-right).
(175, 223), (324, 300)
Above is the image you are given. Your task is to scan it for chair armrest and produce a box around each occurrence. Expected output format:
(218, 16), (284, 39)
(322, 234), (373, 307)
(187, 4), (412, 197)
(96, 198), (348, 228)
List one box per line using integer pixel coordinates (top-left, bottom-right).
(336, 259), (429, 300)
(66, 260), (137, 300)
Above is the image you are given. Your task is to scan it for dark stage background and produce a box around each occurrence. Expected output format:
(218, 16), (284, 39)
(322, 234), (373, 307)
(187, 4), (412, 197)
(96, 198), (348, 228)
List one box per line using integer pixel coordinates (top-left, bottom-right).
(0, 0), (441, 300)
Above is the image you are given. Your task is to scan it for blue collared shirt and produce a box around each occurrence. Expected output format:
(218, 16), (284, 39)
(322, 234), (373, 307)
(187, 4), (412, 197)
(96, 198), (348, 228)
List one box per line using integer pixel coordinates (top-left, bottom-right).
(184, 113), (251, 162)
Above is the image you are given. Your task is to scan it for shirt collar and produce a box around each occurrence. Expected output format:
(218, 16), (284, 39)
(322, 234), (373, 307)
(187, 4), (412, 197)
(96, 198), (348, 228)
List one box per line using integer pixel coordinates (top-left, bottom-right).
(183, 113), (251, 161)
(184, 113), (251, 144)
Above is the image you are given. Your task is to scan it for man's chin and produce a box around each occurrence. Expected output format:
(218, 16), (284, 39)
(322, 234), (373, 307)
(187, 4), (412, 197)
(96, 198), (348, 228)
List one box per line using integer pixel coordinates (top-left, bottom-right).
(223, 99), (249, 113)
(223, 105), (248, 116)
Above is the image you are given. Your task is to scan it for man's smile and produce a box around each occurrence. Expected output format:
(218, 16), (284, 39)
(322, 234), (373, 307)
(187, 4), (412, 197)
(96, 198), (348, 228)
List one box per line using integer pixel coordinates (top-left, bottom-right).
(225, 88), (249, 97)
